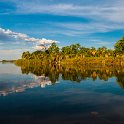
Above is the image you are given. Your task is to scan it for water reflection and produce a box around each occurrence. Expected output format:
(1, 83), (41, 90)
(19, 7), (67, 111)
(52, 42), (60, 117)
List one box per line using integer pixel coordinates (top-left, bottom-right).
(0, 63), (124, 96)
(1, 63), (124, 124)
(19, 64), (124, 88)
(0, 74), (53, 96)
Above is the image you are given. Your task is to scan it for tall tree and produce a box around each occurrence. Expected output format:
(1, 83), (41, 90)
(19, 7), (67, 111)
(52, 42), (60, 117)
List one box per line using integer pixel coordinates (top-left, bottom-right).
(114, 37), (124, 53)
(22, 51), (30, 59)
(48, 43), (59, 54)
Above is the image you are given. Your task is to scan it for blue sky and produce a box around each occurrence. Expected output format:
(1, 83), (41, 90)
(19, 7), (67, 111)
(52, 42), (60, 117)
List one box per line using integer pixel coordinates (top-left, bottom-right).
(0, 0), (124, 60)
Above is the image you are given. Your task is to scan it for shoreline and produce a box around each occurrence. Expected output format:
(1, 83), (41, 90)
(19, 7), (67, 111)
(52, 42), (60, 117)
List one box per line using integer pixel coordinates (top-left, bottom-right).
(15, 57), (124, 67)
(0, 60), (16, 63)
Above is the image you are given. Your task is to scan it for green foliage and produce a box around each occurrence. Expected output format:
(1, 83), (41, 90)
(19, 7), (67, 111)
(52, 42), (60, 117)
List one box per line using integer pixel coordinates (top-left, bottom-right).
(19, 37), (124, 65)
(114, 37), (124, 52)
(22, 51), (30, 59)
(47, 43), (59, 54)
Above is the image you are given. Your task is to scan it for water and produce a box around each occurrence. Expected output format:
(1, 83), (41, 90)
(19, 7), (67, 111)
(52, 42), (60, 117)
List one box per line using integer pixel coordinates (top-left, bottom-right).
(0, 63), (124, 124)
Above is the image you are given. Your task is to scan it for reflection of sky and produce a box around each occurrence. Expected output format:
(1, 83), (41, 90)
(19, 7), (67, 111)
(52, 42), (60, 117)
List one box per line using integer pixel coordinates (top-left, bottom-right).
(0, 63), (123, 96)
(0, 63), (124, 96)
(0, 63), (21, 74)
(0, 78), (124, 123)
(0, 63), (124, 123)
(0, 73), (52, 96)
(0, 63), (53, 96)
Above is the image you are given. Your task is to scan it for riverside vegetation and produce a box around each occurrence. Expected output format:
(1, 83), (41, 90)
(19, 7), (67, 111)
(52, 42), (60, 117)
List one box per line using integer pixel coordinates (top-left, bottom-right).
(15, 36), (124, 66)
(14, 37), (124, 90)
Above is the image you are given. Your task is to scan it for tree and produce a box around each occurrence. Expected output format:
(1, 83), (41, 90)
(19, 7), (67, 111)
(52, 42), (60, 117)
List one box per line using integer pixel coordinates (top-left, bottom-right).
(79, 47), (90, 57)
(62, 46), (71, 55)
(70, 43), (81, 54)
(114, 37), (124, 53)
(22, 51), (30, 59)
(90, 47), (96, 57)
(97, 46), (107, 57)
(47, 43), (59, 54)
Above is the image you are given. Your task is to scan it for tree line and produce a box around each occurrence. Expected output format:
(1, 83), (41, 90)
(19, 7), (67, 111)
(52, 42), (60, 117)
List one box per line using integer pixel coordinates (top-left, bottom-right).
(17, 36), (124, 65)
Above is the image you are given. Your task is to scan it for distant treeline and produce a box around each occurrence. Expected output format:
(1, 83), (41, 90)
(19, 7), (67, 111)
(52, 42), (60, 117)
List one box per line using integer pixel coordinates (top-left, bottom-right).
(0, 60), (16, 63)
(15, 36), (124, 65)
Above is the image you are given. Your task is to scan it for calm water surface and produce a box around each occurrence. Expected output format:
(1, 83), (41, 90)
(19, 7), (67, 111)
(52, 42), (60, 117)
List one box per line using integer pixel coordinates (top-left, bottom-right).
(0, 63), (124, 124)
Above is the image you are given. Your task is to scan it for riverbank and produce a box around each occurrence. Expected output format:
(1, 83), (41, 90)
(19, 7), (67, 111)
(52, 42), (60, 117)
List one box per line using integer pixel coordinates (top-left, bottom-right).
(0, 60), (16, 63)
(15, 57), (124, 67)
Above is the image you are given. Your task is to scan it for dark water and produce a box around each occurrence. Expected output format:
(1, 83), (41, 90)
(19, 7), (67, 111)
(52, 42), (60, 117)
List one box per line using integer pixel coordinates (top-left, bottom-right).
(0, 63), (124, 124)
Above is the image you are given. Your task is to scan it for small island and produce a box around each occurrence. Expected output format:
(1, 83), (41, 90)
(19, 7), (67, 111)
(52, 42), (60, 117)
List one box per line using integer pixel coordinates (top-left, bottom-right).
(15, 36), (124, 67)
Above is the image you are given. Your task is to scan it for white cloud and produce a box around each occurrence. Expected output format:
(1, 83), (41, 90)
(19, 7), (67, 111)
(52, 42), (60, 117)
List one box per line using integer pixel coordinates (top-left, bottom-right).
(14, 0), (124, 23)
(1, 1), (124, 38)
(90, 39), (113, 46)
(44, 21), (124, 37)
(0, 28), (58, 46)
(8, 0), (123, 38)
(33, 44), (47, 50)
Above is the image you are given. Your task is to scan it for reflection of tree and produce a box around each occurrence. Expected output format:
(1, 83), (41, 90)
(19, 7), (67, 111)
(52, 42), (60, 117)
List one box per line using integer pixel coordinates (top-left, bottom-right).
(1, 64), (124, 96)
(115, 72), (124, 89)
(15, 63), (124, 89)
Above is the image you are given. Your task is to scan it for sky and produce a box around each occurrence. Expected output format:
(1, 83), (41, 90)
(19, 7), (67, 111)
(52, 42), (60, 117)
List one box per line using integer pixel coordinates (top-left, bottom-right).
(0, 0), (124, 60)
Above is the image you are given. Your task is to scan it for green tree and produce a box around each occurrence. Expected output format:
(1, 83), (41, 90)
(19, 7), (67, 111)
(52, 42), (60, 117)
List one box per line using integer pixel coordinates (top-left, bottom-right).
(97, 46), (107, 57)
(48, 43), (59, 54)
(114, 37), (124, 53)
(22, 51), (30, 59)
(62, 46), (71, 55)
(79, 47), (90, 57)
(70, 43), (81, 54)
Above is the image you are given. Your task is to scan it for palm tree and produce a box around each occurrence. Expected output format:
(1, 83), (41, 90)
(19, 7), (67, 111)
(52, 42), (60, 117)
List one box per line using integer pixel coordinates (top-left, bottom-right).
(114, 36), (124, 54)
(22, 51), (30, 59)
